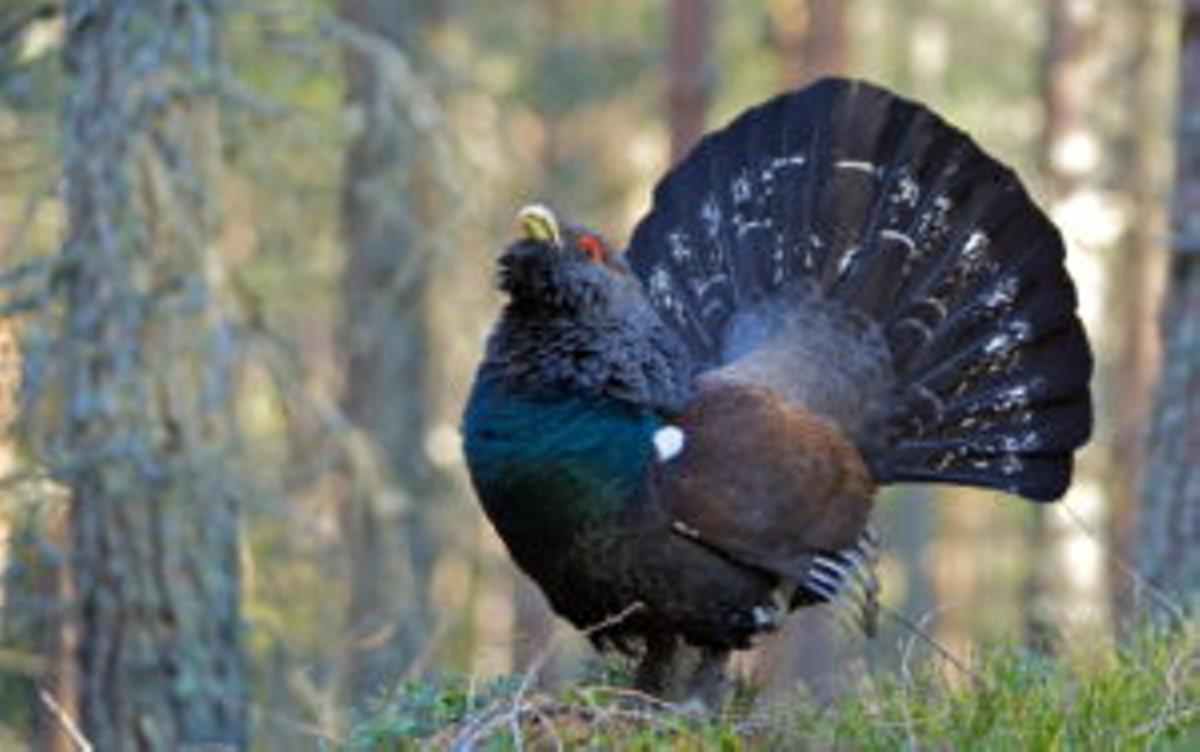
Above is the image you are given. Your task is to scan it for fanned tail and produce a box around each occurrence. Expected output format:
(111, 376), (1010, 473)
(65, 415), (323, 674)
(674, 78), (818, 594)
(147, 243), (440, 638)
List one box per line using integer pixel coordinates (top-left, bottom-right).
(626, 78), (1092, 502)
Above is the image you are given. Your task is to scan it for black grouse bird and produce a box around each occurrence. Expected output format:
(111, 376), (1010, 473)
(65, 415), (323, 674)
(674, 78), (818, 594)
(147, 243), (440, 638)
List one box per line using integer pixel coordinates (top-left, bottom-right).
(462, 78), (1093, 701)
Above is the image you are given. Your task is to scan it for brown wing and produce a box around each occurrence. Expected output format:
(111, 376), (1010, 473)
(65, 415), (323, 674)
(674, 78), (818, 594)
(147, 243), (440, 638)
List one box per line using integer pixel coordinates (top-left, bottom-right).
(650, 382), (875, 580)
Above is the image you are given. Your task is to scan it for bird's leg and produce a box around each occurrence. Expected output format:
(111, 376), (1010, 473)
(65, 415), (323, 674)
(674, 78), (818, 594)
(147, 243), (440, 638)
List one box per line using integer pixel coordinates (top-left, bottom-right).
(634, 634), (679, 698)
(686, 647), (731, 710)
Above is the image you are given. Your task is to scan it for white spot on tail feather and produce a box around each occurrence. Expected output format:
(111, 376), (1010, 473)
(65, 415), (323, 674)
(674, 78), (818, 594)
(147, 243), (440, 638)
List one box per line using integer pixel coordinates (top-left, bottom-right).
(837, 246), (862, 278)
(701, 197), (722, 238)
(892, 173), (920, 206)
(982, 275), (1020, 310)
(763, 154), (805, 181)
(668, 231), (691, 263)
(983, 319), (1033, 356)
(835, 159), (880, 176)
(731, 173), (752, 203)
(999, 454), (1024, 476)
(649, 266), (673, 293)
(881, 229), (916, 253)
(962, 230), (991, 264)
(671, 519), (701, 539)
(654, 426), (686, 462)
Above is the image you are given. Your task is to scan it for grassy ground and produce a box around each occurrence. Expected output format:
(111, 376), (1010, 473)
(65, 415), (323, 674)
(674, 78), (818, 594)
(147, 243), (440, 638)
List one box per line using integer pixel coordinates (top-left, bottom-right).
(345, 623), (1198, 750)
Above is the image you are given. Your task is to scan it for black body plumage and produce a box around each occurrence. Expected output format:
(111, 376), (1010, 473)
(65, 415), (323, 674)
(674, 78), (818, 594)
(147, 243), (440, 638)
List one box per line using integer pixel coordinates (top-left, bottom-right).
(462, 78), (1093, 698)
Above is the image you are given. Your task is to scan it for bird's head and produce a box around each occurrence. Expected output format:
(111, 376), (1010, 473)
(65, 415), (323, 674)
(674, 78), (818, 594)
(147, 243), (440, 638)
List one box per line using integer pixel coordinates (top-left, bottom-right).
(483, 203), (693, 410)
(498, 204), (631, 313)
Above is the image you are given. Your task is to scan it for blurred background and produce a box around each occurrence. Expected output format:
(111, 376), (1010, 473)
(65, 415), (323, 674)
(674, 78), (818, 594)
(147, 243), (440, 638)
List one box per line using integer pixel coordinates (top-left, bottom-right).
(0, 0), (1192, 748)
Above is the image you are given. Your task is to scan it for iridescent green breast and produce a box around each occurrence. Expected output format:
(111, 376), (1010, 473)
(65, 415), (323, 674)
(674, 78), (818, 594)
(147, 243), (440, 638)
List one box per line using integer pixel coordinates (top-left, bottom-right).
(462, 377), (661, 553)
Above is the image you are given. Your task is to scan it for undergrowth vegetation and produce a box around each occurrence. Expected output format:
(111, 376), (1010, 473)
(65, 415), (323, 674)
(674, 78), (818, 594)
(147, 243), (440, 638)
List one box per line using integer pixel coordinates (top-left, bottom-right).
(345, 622), (1199, 750)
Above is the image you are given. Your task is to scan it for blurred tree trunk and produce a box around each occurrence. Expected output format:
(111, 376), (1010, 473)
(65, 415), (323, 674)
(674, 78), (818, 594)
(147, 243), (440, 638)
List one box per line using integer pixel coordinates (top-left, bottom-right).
(39, 518), (75, 752)
(1110, 0), (1165, 620)
(1138, 0), (1200, 600)
(48, 0), (247, 747)
(1026, 0), (1107, 651)
(767, 0), (851, 88)
(338, 0), (446, 704)
(886, 0), (916, 92)
(1, 323), (73, 751)
(1040, 0), (1104, 198)
(667, 0), (714, 163)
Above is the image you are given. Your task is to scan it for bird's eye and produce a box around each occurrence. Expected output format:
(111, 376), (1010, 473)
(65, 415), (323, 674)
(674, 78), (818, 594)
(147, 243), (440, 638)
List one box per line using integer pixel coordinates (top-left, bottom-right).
(577, 234), (604, 263)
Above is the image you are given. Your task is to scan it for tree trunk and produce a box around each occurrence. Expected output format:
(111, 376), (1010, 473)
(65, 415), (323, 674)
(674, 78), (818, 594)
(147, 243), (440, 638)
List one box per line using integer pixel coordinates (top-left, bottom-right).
(49, 0), (247, 748)
(667, 0), (714, 163)
(338, 0), (444, 704)
(1137, 0), (1200, 600)
(1040, 0), (1104, 198)
(768, 0), (852, 88)
(1110, 0), (1166, 620)
(1026, 0), (1108, 650)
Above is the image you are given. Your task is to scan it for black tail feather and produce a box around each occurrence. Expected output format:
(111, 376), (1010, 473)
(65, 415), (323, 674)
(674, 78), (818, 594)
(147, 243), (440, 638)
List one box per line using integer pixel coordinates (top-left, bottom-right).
(626, 78), (1092, 502)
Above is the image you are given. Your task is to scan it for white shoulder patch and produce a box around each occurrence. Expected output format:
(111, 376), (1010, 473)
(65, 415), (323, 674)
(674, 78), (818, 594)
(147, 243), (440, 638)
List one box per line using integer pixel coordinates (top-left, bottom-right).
(652, 425), (686, 463)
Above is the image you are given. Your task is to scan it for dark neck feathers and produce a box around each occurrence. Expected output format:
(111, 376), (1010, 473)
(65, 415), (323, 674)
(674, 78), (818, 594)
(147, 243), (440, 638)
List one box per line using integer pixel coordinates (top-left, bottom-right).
(482, 277), (694, 414)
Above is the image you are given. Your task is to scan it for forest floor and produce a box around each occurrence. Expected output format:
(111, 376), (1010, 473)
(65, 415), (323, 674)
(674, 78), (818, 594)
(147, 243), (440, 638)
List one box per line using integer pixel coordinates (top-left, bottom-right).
(345, 621), (1199, 750)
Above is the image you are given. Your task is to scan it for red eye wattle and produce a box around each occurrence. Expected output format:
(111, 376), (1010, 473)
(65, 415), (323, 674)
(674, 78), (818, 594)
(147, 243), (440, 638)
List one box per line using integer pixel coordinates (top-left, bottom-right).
(578, 234), (604, 262)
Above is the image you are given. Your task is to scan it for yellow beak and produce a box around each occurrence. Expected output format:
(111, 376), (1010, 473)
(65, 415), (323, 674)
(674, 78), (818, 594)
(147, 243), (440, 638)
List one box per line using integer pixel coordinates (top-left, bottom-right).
(517, 204), (562, 247)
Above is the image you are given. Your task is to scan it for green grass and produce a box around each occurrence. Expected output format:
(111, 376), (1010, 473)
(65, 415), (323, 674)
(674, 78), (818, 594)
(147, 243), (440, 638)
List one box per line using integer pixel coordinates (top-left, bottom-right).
(345, 624), (1199, 750)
